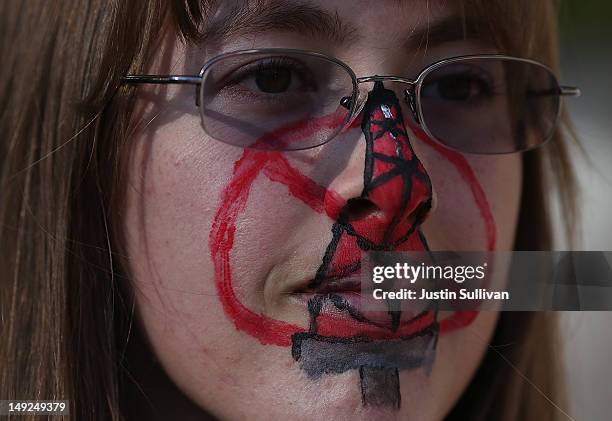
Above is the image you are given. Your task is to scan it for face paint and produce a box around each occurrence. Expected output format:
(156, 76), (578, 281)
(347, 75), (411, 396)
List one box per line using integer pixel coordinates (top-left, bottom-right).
(209, 80), (497, 408)
(290, 81), (437, 409)
(406, 121), (497, 334)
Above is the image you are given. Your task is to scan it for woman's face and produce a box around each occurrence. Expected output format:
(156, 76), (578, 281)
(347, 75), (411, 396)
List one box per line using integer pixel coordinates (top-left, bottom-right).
(124, 1), (522, 419)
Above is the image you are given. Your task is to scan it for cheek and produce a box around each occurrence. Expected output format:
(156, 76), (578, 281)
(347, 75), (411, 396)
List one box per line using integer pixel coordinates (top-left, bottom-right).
(123, 117), (244, 337)
(230, 176), (332, 310)
(464, 154), (522, 251)
(411, 135), (522, 252)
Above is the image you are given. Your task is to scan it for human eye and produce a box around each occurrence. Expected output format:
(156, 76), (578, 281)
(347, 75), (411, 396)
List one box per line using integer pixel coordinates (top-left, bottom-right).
(421, 63), (498, 105)
(217, 56), (318, 103)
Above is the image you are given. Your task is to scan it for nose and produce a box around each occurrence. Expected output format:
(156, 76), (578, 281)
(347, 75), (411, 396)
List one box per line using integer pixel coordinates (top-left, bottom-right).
(327, 81), (434, 248)
(310, 80), (434, 289)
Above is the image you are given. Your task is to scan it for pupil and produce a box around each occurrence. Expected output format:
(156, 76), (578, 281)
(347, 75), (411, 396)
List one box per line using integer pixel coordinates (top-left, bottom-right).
(255, 67), (292, 93)
(439, 76), (471, 100)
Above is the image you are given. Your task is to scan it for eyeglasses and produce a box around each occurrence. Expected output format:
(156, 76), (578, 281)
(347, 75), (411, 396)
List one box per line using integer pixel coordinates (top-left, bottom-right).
(123, 49), (580, 154)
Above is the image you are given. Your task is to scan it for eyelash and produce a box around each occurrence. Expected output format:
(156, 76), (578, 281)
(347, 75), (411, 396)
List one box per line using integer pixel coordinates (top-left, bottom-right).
(425, 66), (500, 96)
(222, 57), (315, 89)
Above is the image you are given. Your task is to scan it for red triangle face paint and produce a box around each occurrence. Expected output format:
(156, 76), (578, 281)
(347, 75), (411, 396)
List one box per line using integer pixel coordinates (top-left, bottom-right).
(209, 79), (496, 408)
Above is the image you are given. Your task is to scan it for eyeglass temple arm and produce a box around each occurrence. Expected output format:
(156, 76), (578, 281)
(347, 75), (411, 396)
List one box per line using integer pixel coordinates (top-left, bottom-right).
(560, 85), (581, 97)
(122, 75), (202, 85)
(122, 75), (203, 105)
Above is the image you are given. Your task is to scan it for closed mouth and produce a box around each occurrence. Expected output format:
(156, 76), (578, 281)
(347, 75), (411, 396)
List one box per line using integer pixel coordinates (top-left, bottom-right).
(290, 265), (432, 338)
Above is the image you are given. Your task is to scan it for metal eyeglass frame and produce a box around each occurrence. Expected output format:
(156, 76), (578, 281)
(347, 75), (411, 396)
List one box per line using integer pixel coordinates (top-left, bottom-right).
(122, 48), (581, 154)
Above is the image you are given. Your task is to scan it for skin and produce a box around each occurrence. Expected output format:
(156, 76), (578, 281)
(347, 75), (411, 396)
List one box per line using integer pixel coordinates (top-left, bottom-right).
(124, 1), (522, 419)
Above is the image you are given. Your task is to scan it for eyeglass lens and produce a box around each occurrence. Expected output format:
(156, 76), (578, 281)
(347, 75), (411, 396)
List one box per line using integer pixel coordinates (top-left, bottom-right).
(419, 58), (560, 154)
(199, 51), (354, 150)
(199, 51), (562, 153)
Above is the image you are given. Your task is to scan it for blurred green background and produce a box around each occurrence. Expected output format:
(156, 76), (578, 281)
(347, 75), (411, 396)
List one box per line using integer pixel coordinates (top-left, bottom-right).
(556, 3), (611, 421)
(558, 0), (612, 38)
(555, 0), (611, 250)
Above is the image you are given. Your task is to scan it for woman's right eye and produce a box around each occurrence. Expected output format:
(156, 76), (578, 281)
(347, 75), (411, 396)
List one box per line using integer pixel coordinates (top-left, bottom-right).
(253, 66), (293, 93)
(221, 58), (316, 98)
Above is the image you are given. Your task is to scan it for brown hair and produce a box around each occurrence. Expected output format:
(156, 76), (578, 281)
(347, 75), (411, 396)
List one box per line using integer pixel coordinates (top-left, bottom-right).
(0, 1), (576, 420)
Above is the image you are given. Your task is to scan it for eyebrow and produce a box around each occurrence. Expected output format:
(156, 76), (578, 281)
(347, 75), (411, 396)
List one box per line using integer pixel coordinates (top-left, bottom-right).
(201, 1), (488, 50)
(202, 0), (359, 45)
(403, 15), (492, 52)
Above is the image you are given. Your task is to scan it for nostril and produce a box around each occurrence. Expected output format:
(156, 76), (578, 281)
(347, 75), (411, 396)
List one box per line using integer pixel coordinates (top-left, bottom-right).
(341, 197), (382, 221)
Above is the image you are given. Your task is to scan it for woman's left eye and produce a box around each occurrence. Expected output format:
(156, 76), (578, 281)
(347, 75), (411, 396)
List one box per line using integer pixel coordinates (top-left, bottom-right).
(422, 72), (494, 102)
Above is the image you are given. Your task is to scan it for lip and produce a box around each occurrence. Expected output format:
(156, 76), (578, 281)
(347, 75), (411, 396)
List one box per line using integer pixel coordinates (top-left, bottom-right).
(290, 266), (433, 339)
(294, 265), (362, 294)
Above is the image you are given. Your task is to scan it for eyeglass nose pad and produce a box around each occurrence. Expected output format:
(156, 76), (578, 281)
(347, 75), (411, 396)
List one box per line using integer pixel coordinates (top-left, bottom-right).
(404, 88), (420, 124)
(342, 88), (368, 128)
